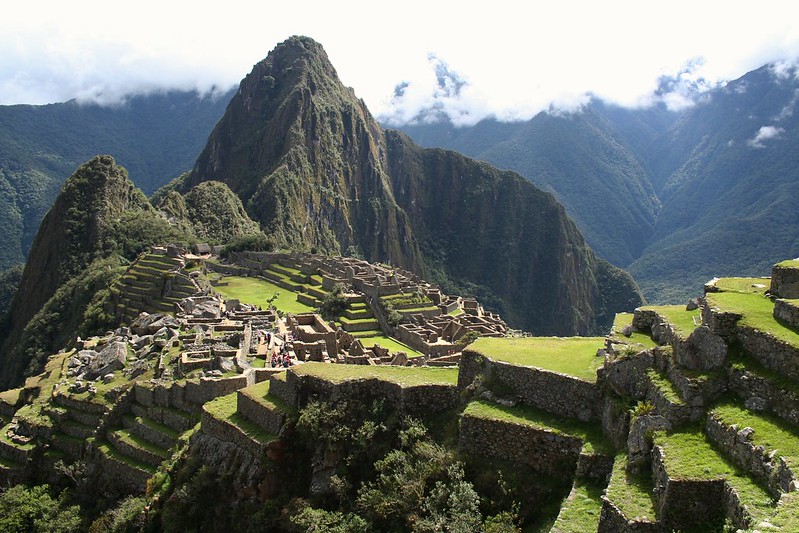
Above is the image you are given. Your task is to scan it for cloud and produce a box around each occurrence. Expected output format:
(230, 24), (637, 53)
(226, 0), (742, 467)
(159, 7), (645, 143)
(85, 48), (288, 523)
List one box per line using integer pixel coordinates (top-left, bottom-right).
(747, 125), (785, 148)
(1, 0), (799, 126)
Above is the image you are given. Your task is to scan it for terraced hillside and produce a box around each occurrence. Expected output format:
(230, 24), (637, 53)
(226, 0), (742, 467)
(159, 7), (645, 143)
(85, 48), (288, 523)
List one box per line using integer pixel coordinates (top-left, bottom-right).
(3, 257), (799, 531)
(111, 251), (201, 323)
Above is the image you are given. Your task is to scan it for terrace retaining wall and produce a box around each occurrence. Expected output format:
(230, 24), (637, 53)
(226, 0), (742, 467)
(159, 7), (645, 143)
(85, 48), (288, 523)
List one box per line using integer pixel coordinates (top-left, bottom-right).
(705, 412), (796, 496)
(459, 351), (601, 421)
(458, 412), (584, 478)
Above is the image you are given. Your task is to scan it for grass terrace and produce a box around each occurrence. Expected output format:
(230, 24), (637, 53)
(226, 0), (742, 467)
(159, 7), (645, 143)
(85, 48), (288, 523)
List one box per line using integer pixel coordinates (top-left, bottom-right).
(710, 277), (771, 295)
(639, 304), (701, 337)
(604, 454), (657, 523)
(706, 291), (799, 348)
(646, 368), (684, 404)
(776, 259), (799, 269)
(358, 335), (424, 358)
(654, 428), (775, 522)
(290, 362), (458, 387)
(609, 313), (657, 350)
(238, 381), (295, 415)
(463, 400), (612, 455)
(468, 337), (605, 382)
(212, 276), (315, 315)
(549, 481), (604, 533)
(203, 392), (276, 444)
(712, 402), (799, 469)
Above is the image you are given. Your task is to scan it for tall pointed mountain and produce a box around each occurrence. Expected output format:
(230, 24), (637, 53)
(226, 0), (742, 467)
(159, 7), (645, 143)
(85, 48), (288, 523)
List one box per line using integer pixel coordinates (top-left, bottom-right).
(181, 36), (643, 334)
(180, 37), (424, 272)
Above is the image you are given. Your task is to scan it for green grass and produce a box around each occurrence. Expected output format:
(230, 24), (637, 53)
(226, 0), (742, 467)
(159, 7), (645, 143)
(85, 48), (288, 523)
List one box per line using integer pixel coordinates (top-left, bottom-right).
(290, 362), (459, 387)
(339, 315), (380, 325)
(203, 392), (277, 444)
(113, 428), (169, 458)
(468, 337), (605, 382)
(646, 368), (684, 404)
(654, 428), (775, 521)
(706, 291), (799, 348)
(710, 277), (771, 294)
(239, 381), (295, 415)
(549, 481), (604, 533)
(604, 455), (657, 523)
(0, 388), (22, 409)
(358, 335), (424, 358)
(212, 276), (315, 314)
(462, 400), (612, 455)
(639, 304), (701, 337)
(712, 402), (799, 469)
(776, 260), (799, 269)
(95, 439), (156, 473)
(448, 307), (464, 317)
(608, 313), (657, 350)
(769, 491), (799, 530)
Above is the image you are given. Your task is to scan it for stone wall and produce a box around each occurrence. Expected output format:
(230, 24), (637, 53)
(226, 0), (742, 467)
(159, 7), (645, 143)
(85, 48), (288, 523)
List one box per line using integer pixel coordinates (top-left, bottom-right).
(236, 392), (287, 436)
(459, 351), (602, 421)
(737, 325), (799, 382)
(771, 263), (799, 299)
(458, 412), (584, 478)
(600, 395), (631, 451)
(705, 412), (795, 496)
(702, 302), (742, 341)
(651, 445), (726, 531)
(598, 499), (661, 532)
(728, 365), (799, 427)
(651, 444), (754, 531)
(774, 299), (799, 329)
(200, 404), (268, 458)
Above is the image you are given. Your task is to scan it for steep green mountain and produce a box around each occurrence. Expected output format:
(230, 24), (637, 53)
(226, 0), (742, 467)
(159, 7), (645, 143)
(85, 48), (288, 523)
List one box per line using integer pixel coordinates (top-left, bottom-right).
(399, 107), (662, 267)
(400, 65), (799, 303)
(178, 37), (425, 272)
(155, 180), (262, 244)
(628, 64), (799, 302)
(0, 156), (196, 388)
(0, 89), (234, 269)
(181, 36), (642, 334)
(385, 130), (643, 332)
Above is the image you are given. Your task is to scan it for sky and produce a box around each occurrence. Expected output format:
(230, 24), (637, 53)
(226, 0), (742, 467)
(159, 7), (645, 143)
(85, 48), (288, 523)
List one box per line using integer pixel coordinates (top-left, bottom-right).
(2, 1), (799, 126)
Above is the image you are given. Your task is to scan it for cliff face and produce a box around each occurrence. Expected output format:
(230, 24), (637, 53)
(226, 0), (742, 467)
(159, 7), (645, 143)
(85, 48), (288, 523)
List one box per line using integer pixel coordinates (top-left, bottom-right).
(184, 36), (643, 334)
(384, 130), (641, 334)
(183, 36), (424, 272)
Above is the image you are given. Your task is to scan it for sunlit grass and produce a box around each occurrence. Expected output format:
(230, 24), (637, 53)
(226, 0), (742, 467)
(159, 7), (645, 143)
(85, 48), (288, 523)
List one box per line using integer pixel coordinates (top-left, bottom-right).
(213, 276), (315, 314)
(468, 336), (605, 382)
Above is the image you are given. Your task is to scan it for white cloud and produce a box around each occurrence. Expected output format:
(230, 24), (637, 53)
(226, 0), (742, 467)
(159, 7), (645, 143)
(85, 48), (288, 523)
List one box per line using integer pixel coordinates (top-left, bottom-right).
(1, 0), (799, 125)
(747, 125), (785, 148)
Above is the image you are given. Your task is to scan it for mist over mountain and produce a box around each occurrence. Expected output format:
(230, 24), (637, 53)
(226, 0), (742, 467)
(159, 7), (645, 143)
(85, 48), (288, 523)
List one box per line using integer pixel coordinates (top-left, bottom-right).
(400, 63), (799, 302)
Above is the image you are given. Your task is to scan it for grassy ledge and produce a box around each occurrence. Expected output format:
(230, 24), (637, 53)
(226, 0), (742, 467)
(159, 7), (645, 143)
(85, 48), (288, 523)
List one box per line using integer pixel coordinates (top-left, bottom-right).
(290, 362), (458, 387)
(646, 368), (684, 405)
(609, 313), (657, 350)
(711, 402), (799, 469)
(654, 428), (775, 521)
(706, 291), (799, 348)
(549, 481), (604, 533)
(639, 304), (701, 338)
(462, 400), (612, 455)
(203, 392), (276, 444)
(604, 454), (657, 523)
(212, 275), (315, 314)
(468, 336), (605, 383)
(709, 277), (771, 295)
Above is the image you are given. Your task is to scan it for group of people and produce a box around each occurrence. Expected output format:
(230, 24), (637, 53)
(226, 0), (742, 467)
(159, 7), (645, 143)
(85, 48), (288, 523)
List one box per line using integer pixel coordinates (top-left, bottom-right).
(270, 344), (293, 368)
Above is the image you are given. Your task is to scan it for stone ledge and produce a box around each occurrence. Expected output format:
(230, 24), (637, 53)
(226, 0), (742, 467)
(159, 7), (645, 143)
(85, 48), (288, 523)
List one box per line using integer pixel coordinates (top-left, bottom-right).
(774, 299), (799, 330)
(705, 411), (796, 496)
(458, 412), (584, 478)
(236, 392), (288, 436)
(459, 351), (601, 421)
